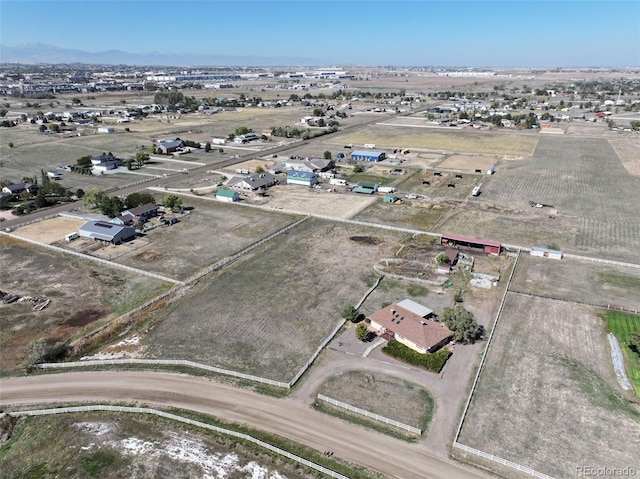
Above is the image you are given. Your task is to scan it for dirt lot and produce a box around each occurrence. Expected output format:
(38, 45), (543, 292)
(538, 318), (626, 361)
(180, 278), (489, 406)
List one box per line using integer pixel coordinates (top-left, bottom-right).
(0, 236), (170, 372)
(136, 219), (405, 382)
(510, 254), (640, 311)
(316, 370), (433, 432)
(459, 292), (640, 478)
(11, 216), (86, 244)
(609, 138), (640, 175)
(257, 185), (377, 219)
(355, 200), (450, 232)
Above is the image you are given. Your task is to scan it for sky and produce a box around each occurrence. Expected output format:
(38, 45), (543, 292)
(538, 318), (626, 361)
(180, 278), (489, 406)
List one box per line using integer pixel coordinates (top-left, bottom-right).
(1, 0), (639, 67)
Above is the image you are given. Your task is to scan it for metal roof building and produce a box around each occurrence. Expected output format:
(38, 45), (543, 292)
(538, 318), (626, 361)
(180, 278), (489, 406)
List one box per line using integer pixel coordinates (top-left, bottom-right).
(286, 170), (318, 186)
(350, 150), (386, 162)
(78, 221), (136, 244)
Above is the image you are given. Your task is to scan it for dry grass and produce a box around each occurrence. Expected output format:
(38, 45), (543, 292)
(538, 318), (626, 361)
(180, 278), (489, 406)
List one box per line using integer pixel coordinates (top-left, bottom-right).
(510, 254), (640, 311)
(438, 155), (497, 171)
(140, 219), (404, 381)
(0, 236), (170, 371)
(459, 292), (640, 478)
(317, 370), (433, 431)
(609, 138), (640, 175)
(329, 125), (538, 156)
(112, 197), (300, 280)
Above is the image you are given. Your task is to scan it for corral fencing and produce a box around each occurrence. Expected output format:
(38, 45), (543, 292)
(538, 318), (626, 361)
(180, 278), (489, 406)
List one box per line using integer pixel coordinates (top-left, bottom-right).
(2, 405), (348, 479)
(452, 442), (556, 479)
(354, 275), (383, 310)
(317, 394), (421, 435)
(563, 253), (640, 270)
(3, 212), (60, 231)
(36, 359), (289, 388)
(373, 264), (445, 286)
(508, 289), (640, 314)
(0, 230), (182, 285)
(184, 215), (310, 285)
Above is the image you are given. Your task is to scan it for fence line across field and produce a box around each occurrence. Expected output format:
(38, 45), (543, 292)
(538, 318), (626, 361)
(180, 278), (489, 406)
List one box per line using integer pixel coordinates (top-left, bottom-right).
(1, 405), (348, 479)
(453, 442), (556, 479)
(317, 394), (421, 434)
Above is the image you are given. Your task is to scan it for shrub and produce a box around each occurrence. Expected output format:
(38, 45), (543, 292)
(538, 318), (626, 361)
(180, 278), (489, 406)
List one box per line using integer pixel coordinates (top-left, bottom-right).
(382, 339), (451, 373)
(355, 323), (374, 342)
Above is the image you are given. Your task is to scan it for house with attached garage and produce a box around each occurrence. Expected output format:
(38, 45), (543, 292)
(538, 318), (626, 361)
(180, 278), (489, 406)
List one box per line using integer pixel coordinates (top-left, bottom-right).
(368, 299), (452, 354)
(2, 182), (38, 198)
(156, 139), (184, 154)
(91, 153), (122, 171)
(286, 170), (318, 187)
(227, 172), (278, 193)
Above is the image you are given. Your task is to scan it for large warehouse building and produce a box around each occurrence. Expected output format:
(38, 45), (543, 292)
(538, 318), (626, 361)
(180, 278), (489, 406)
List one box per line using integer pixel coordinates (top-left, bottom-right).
(350, 150), (386, 162)
(78, 221), (136, 244)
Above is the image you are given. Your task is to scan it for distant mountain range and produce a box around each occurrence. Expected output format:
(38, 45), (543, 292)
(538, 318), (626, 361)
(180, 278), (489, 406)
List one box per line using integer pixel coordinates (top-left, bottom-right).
(0, 43), (320, 66)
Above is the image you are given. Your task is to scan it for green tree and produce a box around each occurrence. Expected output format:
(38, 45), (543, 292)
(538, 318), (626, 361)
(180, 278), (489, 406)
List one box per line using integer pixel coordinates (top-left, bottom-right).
(39, 124), (47, 133)
(355, 323), (374, 342)
(629, 333), (640, 357)
(77, 155), (92, 167)
(342, 305), (364, 323)
(134, 151), (149, 169)
(323, 151), (332, 160)
(440, 305), (483, 344)
(0, 108), (7, 117)
(234, 126), (252, 136)
(204, 142), (211, 152)
(82, 188), (107, 208)
(49, 123), (60, 133)
(125, 192), (155, 209)
(162, 194), (183, 212)
(313, 108), (325, 117)
(352, 163), (363, 173)
(435, 253), (450, 265)
(100, 196), (123, 218)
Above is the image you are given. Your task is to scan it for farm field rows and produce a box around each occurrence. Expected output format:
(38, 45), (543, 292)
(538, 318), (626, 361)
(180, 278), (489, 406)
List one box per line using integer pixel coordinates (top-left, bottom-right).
(458, 292), (640, 478)
(477, 137), (640, 260)
(139, 219), (405, 381)
(510, 255), (640, 311)
(0, 235), (171, 372)
(609, 138), (640, 176)
(329, 125), (539, 156)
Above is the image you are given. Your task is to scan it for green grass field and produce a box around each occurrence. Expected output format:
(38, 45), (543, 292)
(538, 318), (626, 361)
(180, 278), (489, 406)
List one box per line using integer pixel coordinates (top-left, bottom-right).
(602, 311), (640, 397)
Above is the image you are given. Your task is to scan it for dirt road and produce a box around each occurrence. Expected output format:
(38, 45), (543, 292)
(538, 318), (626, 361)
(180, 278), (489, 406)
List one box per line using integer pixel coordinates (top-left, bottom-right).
(0, 371), (491, 479)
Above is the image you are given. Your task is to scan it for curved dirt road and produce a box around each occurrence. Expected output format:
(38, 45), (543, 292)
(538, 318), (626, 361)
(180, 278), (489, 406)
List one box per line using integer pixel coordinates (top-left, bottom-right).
(0, 371), (489, 479)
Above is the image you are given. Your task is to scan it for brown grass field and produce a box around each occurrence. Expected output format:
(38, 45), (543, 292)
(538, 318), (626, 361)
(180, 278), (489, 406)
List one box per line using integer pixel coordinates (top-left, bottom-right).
(609, 138), (640, 175)
(459, 292), (640, 478)
(329, 125), (539, 156)
(0, 235), (170, 372)
(317, 370), (433, 432)
(510, 254), (640, 311)
(139, 219), (405, 381)
(112, 197), (300, 280)
(437, 155), (497, 171)
(11, 216), (86, 244)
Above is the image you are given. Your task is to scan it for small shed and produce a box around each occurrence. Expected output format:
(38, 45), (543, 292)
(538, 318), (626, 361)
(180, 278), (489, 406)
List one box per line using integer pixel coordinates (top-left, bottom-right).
(530, 246), (562, 260)
(383, 194), (398, 203)
(216, 189), (239, 202)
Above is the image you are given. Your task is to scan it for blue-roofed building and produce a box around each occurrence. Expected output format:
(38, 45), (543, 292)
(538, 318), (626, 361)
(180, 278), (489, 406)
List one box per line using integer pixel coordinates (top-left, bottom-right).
(286, 170), (318, 187)
(351, 150), (386, 162)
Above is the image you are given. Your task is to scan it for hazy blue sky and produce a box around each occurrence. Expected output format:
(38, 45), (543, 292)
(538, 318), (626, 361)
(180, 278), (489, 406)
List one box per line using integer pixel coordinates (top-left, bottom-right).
(1, 0), (639, 66)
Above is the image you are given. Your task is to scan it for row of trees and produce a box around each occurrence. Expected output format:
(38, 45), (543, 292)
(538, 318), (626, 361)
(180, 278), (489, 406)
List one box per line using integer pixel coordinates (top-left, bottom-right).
(82, 189), (182, 218)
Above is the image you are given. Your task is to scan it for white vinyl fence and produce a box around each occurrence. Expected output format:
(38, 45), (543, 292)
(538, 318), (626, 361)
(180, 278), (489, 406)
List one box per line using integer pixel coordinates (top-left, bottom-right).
(2, 405), (348, 479)
(453, 442), (556, 479)
(317, 394), (421, 435)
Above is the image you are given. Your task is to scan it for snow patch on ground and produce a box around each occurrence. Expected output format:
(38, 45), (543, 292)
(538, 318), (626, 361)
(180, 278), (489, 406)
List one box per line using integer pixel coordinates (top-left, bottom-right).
(98, 430), (287, 479)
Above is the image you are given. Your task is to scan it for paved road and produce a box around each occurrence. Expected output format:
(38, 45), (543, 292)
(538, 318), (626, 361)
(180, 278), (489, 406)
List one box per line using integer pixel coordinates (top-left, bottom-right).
(0, 371), (491, 479)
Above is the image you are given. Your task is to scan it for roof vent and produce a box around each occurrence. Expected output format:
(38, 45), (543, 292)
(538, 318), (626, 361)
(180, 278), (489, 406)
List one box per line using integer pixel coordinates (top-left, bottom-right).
(420, 320), (426, 325)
